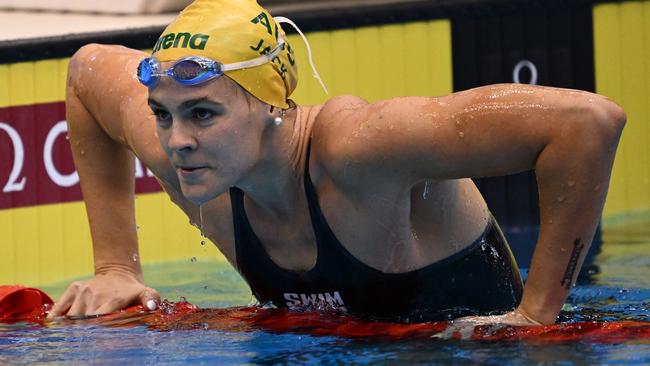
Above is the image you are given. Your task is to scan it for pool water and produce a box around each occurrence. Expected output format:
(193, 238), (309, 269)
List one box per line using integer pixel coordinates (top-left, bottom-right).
(1, 215), (649, 365)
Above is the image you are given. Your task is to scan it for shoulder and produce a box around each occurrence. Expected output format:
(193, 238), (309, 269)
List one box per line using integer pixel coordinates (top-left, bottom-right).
(311, 94), (366, 153)
(309, 95), (390, 189)
(308, 94), (452, 189)
(314, 95), (370, 123)
(69, 44), (146, 82)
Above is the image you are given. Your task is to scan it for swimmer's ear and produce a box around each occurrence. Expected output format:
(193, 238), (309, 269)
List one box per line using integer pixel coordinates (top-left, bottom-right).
(265, 104), (278, 125)
(138, 287), (161, 311)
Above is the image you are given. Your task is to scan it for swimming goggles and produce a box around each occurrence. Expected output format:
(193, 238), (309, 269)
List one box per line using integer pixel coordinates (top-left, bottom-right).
(137, 37), (286, 88)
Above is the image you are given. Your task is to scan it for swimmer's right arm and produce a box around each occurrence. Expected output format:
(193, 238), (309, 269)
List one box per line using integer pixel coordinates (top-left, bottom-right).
(48, 45), (160, 318)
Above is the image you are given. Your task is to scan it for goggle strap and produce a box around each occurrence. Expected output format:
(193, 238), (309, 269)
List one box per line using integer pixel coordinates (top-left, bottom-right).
(221, 38), (286, 72)
(274, 16), (329, 95)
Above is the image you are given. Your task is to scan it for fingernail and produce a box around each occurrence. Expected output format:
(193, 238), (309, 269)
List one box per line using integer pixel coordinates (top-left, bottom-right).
(146, 299), (157, 311)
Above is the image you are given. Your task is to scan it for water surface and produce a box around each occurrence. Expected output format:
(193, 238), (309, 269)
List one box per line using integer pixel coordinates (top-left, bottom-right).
(1, 215), (649, 365)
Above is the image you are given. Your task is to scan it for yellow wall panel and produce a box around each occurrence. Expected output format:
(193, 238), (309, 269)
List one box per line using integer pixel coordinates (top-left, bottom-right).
(0, 64), (9, 108)
(286, 32), (333, 106)
(645, 1), (650, 216)
(595, 3), (626, 216)
(355, 26), (383, 102)
(287, 31), (335, 106)
(428, 20), (453, 97)
(330, 29), (359, 97)
(595, 1), (650, 220)
(160, 194), (187, 261)
(289, 19), (452, 106)
(404, 22), (433, 97)
(61, 202), (92, 281)
(13, 209), (40, 285)
(136, 193), (165, 262)
(380, 24), (407, 99)
(57, 59), (70, 101)
(135, 192), (223, 264)
(34, 60), (60, 103)
(38, 204), (65, 284)
(34, 59), (65, 286)
(8, 62), (35, 107)
(1, 192), (226, 287)
(10, 61), (40, 285)
(619, 2), (649, 211)
(0, 210), (16, 284)
(0, 58), (69, 107)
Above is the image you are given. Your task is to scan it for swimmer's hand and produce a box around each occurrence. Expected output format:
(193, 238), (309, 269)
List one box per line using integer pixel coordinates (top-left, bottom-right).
(453, 309), (544, 327)
(431, 310), (544, 340)
(46, 271), (160, 319)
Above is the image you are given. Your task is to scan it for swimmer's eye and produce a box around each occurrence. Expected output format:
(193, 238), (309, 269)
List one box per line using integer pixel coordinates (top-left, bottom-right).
(191, 108), (217, 122)
(152, 109), (172, 124)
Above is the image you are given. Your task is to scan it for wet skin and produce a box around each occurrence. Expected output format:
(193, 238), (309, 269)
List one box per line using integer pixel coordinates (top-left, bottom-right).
(50, 44), (627, 325)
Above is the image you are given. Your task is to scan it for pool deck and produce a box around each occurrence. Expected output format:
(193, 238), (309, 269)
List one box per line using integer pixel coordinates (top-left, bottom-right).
(0, 10), (175, 42)
(0, 0), (445, 42)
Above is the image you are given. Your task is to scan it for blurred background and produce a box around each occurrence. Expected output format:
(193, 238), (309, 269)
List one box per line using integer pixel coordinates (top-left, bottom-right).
(1, 0), (648, 290)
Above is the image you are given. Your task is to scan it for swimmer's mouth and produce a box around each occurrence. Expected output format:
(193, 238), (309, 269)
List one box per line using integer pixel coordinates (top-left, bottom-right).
(177, 165), (208, 177)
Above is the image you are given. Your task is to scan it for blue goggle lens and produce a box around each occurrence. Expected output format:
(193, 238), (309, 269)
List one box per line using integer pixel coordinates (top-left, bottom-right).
(174, 59), (210, 81)
(137, 57), (223, 88)
(137, 58), (158, 87)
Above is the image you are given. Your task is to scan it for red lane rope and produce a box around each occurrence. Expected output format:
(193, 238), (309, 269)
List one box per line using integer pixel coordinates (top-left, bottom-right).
(3, 286), (649, 343)
(91, 302), (650, 343)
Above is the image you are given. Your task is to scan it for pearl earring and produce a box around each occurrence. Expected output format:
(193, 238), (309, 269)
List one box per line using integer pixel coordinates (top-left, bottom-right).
(274, 109), (286, 126)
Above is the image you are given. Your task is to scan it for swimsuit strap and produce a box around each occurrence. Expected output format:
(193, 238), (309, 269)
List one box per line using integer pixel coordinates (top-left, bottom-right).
(229, 186), (249, 273)
(231, 138), (339, 276)
(229, 186), (293, 278)
(301, 139), (361, 271)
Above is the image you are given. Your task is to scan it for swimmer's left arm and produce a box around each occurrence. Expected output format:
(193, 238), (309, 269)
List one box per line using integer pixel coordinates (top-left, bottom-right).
(325, 84), (626, 325)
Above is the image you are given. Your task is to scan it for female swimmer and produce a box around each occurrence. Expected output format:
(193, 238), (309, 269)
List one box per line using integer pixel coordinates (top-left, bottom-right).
(48, 0), (626, 325)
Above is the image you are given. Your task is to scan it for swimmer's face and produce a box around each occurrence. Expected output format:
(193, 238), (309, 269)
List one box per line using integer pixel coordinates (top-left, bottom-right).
(148, 73), (271, 205)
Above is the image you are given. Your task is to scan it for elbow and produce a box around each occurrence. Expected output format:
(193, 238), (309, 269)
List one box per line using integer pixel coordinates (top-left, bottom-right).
(68, 44), (102, 90)
(600, 98), (627, 134)
(578, 99), (627, 149)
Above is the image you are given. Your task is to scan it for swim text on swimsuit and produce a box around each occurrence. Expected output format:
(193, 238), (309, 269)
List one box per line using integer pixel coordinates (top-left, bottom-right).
(283, 291), (347, 311)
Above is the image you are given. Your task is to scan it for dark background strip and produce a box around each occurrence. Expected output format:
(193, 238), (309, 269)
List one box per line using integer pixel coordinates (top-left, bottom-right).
(1, 0), (618, 64)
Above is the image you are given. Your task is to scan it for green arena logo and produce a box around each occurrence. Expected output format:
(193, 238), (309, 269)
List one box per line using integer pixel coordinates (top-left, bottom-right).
(153, 33), (210, 53)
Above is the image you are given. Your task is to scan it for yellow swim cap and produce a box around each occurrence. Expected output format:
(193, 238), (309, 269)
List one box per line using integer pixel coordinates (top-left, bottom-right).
(153, 0), (298, 109)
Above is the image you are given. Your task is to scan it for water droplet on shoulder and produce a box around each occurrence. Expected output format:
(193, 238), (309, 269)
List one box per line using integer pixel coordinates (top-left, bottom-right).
(422, 180), (431, 200)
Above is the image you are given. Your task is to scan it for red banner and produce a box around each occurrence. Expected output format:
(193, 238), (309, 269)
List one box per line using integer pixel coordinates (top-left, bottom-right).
(0, 102), (162, 210)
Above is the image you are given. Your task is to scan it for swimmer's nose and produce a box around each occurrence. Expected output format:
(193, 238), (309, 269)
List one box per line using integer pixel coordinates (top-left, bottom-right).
(168, 123), (197, 153)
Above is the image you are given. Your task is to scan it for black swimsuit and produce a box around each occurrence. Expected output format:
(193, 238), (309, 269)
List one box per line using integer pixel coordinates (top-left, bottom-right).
(229, 145), (524, 323)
